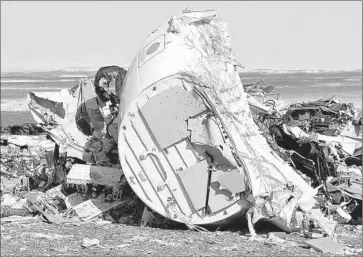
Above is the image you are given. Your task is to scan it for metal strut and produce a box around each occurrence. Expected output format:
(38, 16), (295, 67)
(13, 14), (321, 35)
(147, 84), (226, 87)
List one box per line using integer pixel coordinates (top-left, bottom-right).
(204, 151), (214, 215)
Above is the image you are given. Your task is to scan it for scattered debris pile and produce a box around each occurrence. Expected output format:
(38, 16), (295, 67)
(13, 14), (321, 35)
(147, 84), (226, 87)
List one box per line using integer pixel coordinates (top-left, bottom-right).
(1, 9), (361, 255)
(248, 82), (362, 230)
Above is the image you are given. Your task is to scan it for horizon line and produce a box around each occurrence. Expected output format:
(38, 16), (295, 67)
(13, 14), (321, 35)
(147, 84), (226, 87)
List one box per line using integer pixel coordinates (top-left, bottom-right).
(1, 67), (362, 73)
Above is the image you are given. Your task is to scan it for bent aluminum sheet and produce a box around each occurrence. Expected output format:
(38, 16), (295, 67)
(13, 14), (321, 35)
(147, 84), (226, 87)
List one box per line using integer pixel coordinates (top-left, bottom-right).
(27, 79), (113, 162)
(67, 164), (123, 188)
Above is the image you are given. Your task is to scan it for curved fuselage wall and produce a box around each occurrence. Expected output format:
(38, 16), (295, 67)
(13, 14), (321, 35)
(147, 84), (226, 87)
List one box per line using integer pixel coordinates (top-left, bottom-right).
(118, 11), (315, 225)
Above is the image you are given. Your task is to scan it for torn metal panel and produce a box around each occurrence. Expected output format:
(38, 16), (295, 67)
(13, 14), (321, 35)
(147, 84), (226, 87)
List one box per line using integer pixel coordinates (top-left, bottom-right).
(27, 76), (120, 164)
(66, 164), (123, 188)
(282, 124), (362, 156)
(71, 197), (130, 222)
(187, 113), (238, 167)
(208, 182), (234, 213)
(217, 170), (246, 194)
(172, 139), (200, 167)
(177, 160), (209, 210)
(27, 79), (97, 148)
(140, 86), (207, 149)
(339, 181), (362, 200)
(304, 237), (346, 253)
(27, 92), (66, 122)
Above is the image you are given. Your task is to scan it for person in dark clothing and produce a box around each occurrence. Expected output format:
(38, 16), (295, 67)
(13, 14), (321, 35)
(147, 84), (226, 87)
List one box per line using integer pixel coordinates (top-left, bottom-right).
(94, 65), (127, 102)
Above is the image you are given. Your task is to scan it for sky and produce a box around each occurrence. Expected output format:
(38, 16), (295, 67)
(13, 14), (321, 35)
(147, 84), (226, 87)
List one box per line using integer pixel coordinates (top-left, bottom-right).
(1, 1), (362, 71)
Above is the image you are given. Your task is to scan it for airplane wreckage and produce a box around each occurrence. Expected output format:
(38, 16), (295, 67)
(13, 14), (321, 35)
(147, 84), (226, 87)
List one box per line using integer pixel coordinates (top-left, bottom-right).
(2, 10), (361, 235)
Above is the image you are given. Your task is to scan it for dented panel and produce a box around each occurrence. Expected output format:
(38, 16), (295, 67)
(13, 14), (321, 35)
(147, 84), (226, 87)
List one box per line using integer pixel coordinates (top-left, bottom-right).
(177, 160), (209, 210)
(140, 86), (207, 149)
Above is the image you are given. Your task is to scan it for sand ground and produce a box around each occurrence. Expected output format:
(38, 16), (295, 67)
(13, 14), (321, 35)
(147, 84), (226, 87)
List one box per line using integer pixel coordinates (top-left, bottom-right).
(1, 219), (361, 256)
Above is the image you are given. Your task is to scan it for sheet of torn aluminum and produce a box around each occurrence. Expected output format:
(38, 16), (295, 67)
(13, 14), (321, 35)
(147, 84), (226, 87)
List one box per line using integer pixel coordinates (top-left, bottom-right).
(27, 77), (122, 165)
(117, 9), (315, 226)
(66, 164), (123, 188)
(282, 124), (362, 156)
(71, 198), (130, 221)
(304, 237), (346, 253)
(27, 79), (118, 161)
(27, 80), (94, 149)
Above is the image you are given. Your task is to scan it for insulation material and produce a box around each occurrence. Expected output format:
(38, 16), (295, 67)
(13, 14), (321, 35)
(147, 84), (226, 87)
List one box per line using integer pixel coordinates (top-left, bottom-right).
(248, 186), (303, 232)
(164, 10), (315, 208)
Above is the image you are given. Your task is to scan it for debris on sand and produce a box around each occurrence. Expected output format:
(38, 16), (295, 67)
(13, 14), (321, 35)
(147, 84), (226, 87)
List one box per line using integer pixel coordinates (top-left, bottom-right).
(81, 238), (100, 248)
(304, 237), (346, 253)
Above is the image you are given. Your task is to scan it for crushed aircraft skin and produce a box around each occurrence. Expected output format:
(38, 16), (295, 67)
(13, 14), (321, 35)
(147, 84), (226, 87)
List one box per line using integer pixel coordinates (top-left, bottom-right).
(26, 71), (121, 166)
(117, 9), (315, 227)
(247, 81), (362, 228)
(282, 97), (362, 136)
